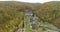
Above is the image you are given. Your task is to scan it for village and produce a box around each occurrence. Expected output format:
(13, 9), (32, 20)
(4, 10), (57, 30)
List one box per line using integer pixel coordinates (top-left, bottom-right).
(15, 11), (60, 32)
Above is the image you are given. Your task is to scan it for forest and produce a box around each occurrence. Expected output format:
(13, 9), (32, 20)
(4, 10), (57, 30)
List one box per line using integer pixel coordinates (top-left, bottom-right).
(0, 1), (60, 32)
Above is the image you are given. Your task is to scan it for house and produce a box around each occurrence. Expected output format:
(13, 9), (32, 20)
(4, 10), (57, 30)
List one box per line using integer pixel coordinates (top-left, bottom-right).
(32, 17), (39, 20)
(25, 12), (33, 16)
(15, 28), (25, 32)
(30, 17), (39, 23)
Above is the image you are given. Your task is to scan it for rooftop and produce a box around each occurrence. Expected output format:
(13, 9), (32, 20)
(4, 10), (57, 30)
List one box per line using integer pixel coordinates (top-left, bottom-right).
(25, 12), (33, 16)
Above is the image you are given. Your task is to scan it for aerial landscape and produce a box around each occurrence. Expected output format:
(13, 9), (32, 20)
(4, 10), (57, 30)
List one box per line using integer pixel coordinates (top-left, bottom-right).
(0, 1), (60, 32)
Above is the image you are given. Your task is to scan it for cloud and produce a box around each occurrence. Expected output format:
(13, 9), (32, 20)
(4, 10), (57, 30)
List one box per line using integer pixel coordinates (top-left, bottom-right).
(16, 0), (53, 3)
(0, 0), (60, 3)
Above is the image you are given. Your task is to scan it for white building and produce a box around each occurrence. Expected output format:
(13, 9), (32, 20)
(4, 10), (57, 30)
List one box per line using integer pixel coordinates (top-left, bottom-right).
(25, 12), (33, 16)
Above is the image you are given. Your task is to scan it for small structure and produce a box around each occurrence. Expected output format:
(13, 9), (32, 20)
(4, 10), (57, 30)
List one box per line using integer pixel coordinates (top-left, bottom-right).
(30, 17), (39, 23)
(15, 28), (25, 32)
(25, 12), (33, 16)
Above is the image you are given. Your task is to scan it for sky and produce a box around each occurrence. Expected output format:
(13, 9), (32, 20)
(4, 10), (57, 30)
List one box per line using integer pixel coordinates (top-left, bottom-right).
(0, 0), (60, 3)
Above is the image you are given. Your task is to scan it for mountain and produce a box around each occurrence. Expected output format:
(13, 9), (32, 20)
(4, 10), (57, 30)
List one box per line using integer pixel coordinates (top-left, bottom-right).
(36, 1), (60, 29)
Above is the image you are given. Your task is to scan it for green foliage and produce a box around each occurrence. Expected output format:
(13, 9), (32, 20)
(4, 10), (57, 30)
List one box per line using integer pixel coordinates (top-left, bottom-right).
(0, 2), (25, 32)
(36, 1), (60, 28)
(0, 1), (60, 32)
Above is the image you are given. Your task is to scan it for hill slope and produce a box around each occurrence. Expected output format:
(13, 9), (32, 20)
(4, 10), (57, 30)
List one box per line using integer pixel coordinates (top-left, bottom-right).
(36, 1), (60, 29)
(0, 1), (41, 32)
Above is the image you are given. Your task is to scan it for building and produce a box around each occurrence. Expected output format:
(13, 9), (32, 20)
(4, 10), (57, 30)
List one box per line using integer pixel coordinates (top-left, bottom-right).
(15, 28), (25, 32)
(25, 12), (33, 16)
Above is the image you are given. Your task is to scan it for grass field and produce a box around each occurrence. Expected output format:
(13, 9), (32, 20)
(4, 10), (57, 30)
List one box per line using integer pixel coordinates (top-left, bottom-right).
(25, 24), (34, 32)
(25, 16), (34, 32)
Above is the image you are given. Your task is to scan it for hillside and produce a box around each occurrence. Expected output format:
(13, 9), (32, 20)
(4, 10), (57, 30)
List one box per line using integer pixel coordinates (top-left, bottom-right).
(0, 1), (40, 32)
(36, 1), (60, 29)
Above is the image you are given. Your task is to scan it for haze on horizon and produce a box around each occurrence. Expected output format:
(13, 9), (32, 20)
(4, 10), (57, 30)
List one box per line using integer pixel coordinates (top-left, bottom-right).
(0, 0), (60, 3)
